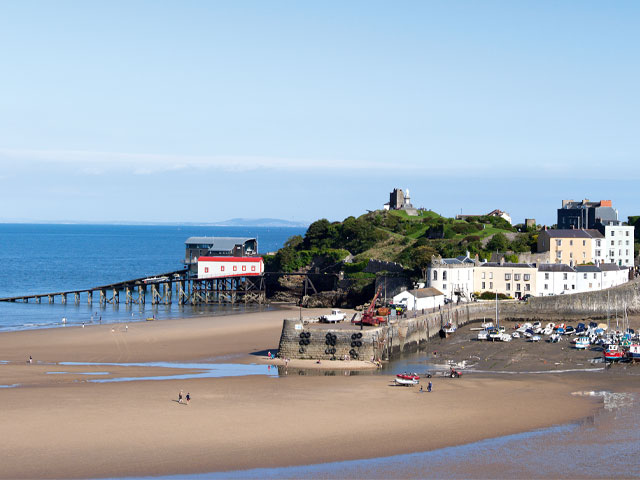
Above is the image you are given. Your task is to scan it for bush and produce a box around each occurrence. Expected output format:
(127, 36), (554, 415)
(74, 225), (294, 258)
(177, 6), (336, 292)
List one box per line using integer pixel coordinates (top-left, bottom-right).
(477, 291), (510, 300)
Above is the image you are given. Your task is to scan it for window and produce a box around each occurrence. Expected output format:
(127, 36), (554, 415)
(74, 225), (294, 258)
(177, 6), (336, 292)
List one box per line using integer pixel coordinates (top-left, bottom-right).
(516, 283), (521, 291)
(514, 274), (521, 281)
(443, 284), (447, 290)
(626, 241), (630, 245)
(593, 273), (597, 279)
(610, 250), (615, 257)
(481, 272), (485, 279)
(582, 252), (586, 258)
(583, 240), (586, 246)
(572, 284), (576, 289)
(544, 284), (548, 290)
(618, 240), (622, 246)
(589, 283), (592, 288)
(612, 231), (615, 236)
(545, 273), (549, 280)
(204, 267), (209, 273)
(506, 283), (511, 290)
(489, 273), (493, 279)
(525, 284), (530, 291)
(583, 273), (587, 279)
(233, 266), (237, 271)
(569, 252), (573, 259)
(221, 266), (225, 271)
(563, 273), (568, 280)
(556, 239), (562, 246)
(570, 240), (573, 246)
(524, 274), (530, 281)
(626, 231), (630, 236)
(596, 250), (601, 256)
(564, 284), (568, 290)
(251, 266), (256, 272)
(242, 265), (246, 272)
(433, 271), (438, 281)
(505, 274), (511, 280)
(557, 251), (562, 259)
(482, 282), (486, 289)
(489, 282), (493, 289)
(626, 250), (629, 255)
(443, 271), (447, 281)
(597, 240), (601, 247)
(611, 240), (615, 246)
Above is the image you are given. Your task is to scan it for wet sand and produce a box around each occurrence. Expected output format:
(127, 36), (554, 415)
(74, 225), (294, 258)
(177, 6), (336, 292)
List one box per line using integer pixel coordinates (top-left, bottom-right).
(0, 307), (633, 479)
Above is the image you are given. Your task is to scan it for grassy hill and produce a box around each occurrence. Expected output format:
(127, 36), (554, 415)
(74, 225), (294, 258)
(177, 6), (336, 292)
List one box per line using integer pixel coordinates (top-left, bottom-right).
(263, 208), (537, 283)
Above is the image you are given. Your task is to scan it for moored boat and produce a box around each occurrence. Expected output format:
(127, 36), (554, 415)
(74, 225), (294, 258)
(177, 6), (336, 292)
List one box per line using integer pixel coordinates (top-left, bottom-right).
(603, 344), (624, 361)
(574, 337), (590, 349)
(627, 344), (640, 361)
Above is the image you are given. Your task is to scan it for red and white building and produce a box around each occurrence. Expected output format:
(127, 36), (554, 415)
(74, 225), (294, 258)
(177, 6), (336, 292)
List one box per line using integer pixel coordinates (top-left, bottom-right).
(197, 256), (264, 279)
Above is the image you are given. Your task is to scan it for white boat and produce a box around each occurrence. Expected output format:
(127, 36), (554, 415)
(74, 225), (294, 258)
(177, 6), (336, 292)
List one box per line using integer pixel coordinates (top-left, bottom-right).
(550, 333), (562, 343)
(511, 332), (520, 339)
(443, 323), (457, 334)
(500, 333), (513, 342)
(481, 321), (494, 329)
(543, 327), (554, 336)
(394, 377), (419, 386)
(575, 337), (590, 349)
(531, 335), (541, 342)
(477, 331), (489, 341)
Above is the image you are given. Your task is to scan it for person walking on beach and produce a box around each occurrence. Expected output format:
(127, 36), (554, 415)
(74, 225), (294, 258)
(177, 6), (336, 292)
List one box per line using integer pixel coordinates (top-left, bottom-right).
(185, 392), (190, 405)
(427, 381), (432, 392)
(178, 390), (183, 404)
(28, 355), (32, 365)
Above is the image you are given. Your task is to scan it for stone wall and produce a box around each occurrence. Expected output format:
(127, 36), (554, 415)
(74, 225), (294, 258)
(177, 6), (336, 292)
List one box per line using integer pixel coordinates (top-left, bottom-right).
(277, 279), (640, 361)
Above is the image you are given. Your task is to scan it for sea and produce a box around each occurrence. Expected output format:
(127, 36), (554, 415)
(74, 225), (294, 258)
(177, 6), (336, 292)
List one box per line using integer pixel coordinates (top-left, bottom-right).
(0, 223), (306, 332)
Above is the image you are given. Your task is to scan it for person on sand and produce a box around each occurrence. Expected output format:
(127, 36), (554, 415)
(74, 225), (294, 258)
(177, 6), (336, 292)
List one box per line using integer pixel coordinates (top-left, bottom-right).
(427, 381), (432, 392)
(419, 386), (424, 393)
(28, 355), (32, 365)
(267, 350), (271, 359)
(178, 390), (183, 404)
(185, 392), (190, 405)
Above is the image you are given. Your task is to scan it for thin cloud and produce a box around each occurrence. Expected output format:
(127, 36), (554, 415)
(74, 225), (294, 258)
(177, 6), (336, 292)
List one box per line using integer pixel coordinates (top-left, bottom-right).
(0, 148), (403, 175)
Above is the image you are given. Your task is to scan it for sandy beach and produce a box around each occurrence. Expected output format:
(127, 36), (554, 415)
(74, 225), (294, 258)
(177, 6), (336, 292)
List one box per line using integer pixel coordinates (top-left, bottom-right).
(0, 307), (632, 479)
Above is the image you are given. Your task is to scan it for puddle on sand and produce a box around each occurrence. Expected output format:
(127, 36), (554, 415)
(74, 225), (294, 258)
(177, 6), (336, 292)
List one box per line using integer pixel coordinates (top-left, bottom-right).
(46, 371), (110, 375)
(0, 384), (20, 388)
(56, 361), (280, 383)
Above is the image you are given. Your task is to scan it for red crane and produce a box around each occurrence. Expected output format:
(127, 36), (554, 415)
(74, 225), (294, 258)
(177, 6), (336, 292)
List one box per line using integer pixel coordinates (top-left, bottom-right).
(354, 285), (387, 327)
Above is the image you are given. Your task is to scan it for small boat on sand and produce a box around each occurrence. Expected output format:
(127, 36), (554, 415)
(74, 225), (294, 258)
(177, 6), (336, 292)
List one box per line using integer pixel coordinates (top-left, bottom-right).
(604, 344), (624, 361)
(394, 377), (419, 386)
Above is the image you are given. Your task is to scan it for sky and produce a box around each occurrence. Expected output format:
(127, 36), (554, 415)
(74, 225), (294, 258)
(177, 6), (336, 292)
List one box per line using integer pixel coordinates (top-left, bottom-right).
(0, 1), (639, 226)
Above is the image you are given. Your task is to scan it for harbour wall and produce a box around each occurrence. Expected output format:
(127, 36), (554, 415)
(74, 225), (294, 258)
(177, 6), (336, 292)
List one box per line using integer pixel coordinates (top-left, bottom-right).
(277, 279), (640, 360)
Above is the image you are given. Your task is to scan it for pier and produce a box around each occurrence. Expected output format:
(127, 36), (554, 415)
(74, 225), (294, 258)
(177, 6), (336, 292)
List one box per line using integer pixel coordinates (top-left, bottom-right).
(0, 269), (267, 306)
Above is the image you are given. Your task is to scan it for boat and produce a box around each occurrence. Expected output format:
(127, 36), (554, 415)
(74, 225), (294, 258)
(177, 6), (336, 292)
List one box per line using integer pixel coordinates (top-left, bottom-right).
(477, 331), (489, 341)
(574, 337), (590, 349)
(603, 344), (624, 361)
(531, 335), (541, 342)
(443, 323), (457, 334)
(627, 344), (640, 361)
(550, 333), (561, 343)
(396, 373), (420, 381)
(511, 332), (520, 339)
(394, 377), (419, 386)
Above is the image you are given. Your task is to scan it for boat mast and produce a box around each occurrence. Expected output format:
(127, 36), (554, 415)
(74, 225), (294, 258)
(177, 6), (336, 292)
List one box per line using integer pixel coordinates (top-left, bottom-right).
(495, 292), (499, 328)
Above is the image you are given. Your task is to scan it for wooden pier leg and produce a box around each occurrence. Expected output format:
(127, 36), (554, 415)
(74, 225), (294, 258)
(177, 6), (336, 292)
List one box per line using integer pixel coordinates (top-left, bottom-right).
(61, 293), (66, 304)
(126, 286), (132, 305)
(74, 293), (80, 305)
(88, 292), (92, 305)
(48, 295), (53, 304)
(100, 290), (106, 305)
(138, 285), (146, 304)
(112, 288), (119, 304)
(36, 296), (41, 304)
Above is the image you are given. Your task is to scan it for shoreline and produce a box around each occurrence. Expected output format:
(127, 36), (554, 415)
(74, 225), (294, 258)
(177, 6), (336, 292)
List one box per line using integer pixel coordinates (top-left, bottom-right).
(0, 307), (635, 479)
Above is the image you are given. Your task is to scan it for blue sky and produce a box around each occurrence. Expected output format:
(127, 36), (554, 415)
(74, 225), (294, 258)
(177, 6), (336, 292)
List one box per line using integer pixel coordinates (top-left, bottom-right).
(1, 1), (638, 226)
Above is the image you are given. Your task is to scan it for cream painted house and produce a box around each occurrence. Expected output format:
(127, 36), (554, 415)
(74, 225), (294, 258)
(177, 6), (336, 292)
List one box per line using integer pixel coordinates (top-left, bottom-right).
(537, 229), (604, 266)
(474, 261), (537, 299)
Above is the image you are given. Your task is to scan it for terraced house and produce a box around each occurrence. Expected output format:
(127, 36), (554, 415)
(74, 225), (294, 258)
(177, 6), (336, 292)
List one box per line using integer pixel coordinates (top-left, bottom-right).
(536, 229), (603, 266)
(474, 261), (537, 300)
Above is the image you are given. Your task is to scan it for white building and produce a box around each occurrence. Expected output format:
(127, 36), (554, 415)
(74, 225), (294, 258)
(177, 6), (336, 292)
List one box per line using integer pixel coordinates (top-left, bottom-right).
(599, 222), (635, 267)
(392, 287), (444, 311)
(427, 254), (476, 302)
(537, 264), (578, 296)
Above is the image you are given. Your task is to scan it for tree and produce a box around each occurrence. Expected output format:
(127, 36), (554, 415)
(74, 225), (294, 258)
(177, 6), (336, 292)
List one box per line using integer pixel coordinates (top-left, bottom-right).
(413, 245), (438, 281)
(487, 232), (508, 252)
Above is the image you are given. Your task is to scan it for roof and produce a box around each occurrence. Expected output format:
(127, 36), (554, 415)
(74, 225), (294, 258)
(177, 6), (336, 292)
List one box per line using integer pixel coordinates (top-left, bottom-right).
(600, 263), (624, 271)
(575, 265), (600, 273)
(441, 256), (474, 265)
(480, 262), (536, 269)
(542, 229), (603, 239)
(538, 264), (575, 272)
(409, 287), (444, 298)
(185, 237), (256, 250)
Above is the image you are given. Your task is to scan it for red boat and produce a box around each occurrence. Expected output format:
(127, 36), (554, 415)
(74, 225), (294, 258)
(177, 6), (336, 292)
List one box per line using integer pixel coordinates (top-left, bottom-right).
(396, 373), (420, 381)
(604, 344), (624, 361)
